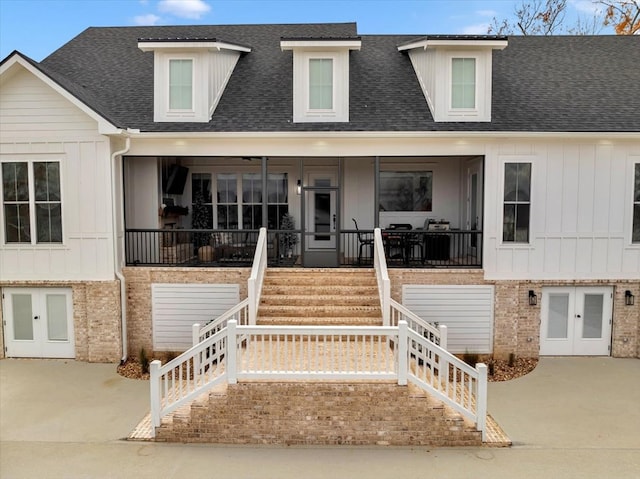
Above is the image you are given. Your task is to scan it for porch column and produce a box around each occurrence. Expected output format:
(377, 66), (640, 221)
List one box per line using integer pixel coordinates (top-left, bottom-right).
(261, 156), (268, 227)
(374, 156), (380, 228)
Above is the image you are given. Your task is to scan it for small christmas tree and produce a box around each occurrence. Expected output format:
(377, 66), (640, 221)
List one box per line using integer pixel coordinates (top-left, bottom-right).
(279, 213), (298, 256)
(191, 190), (210, 249)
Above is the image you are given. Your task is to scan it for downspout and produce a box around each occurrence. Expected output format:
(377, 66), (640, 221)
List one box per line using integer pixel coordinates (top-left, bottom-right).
(111, 136), (131, 364)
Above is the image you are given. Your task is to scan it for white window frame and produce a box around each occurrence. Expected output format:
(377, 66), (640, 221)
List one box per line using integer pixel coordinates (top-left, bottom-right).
(292, 50), (350, 123)
(0, 159), (64, 246)
(450, 57), (477, 111)
(168, 58), (194, 112)
(154, 52), (207, 122)
(307, 57), (335, 112)
(501, 160), (532, 245)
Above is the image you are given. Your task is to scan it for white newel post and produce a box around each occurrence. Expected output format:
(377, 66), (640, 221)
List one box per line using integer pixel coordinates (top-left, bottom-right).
(192, 323), (201, 377)
(227, 320), (238, 384)
(438, 324), (448, 350)
(476, 363), (488, 441)
(397, 320), (408, 385)
(150, 360), (162, 430)
(248, 278), (256, 325)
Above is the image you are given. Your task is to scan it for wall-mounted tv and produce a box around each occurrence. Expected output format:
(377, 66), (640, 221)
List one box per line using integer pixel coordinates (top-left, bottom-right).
(164, 165), (189, 195)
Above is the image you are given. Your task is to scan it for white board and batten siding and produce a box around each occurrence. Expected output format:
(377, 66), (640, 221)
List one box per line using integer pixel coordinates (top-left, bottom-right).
(403, 285), (494, 354)
(151, 284), (240, 351)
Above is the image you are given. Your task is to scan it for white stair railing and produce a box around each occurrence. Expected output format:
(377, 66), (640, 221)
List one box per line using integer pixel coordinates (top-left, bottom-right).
(389, 299), (447, 349)
(150, 327), (228, 429)
(150, 320), (487, 439)
(248, 227), (268, 325)
(406, 328), (487, 440)
(373, 228), (391, 326)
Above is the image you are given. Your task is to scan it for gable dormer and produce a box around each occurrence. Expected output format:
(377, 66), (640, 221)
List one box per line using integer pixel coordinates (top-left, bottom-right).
(280, 37), (361, 123)
(398, 36), (507, 122)
(138, 38), (251, 123)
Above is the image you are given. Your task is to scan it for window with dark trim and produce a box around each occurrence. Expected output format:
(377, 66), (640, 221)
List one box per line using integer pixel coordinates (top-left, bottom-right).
(633, 163), (640, 243)
(503, 162), (530, 243)
(2, 161), (62, 244)
(379, 171), (432, 212)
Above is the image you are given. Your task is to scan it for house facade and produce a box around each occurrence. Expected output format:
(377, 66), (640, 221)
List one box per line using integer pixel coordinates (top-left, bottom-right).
(1, 23), (638, 362)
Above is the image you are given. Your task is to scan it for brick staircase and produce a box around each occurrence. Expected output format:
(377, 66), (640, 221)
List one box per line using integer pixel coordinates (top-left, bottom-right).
(144, 268), (508, 447)
(257, 268), (382, 326)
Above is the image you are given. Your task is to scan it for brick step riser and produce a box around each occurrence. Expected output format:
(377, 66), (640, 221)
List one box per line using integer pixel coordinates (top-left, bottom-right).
(260, 296), (380, 307)
(263, 279), (378, 287)
(262, 286), (379, 296)
(258, 307), (381, 318)
(256, 317), (383, 326)
(155, 383), (482, 446)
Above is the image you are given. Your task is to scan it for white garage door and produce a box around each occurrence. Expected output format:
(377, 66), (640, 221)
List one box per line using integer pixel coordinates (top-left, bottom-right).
(402, 285), (494, 354)
(152, 283), (240, 351)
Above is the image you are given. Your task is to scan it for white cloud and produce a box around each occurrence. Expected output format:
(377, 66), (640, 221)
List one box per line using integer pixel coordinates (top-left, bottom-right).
(134, 13), (161, 25)
(158, 0), (211, 19)
(569, 0), (604, 15)
(461, 23), (491, 34)
(476, 10), (497, 18)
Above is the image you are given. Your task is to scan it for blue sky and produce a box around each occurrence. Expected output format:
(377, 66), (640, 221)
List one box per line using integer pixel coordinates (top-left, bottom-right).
(0, 0), (609, 61)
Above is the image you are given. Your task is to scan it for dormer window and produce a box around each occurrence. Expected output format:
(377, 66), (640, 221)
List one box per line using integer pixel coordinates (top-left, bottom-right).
(398, 36), (507, 123)
(309, 58), (333, 110)
(138, 38), (251, 123)
(451, 57), (475, 109)
(281, 38), (361, 123)
(169, 59), (193, 110)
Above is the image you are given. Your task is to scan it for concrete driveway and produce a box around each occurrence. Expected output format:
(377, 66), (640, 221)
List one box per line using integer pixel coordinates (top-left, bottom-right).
(1, 357), (639, 479)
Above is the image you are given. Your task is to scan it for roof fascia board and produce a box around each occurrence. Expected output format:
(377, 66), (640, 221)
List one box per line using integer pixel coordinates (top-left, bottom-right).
(138, 41), (251, 53)
(0, 54), (121, 135)
(398, 39), (508, 51)
(281, 40), (362, 51)
(123, 130), (640, 140)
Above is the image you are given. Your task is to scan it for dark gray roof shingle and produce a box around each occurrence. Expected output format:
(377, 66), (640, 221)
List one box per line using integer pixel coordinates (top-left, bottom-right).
(34, 23), (640, 133)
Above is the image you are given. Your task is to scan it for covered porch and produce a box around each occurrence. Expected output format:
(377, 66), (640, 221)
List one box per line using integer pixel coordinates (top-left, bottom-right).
(123, 155), (483, 268)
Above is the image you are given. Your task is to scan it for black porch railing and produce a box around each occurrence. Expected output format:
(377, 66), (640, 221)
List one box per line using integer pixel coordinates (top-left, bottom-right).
(125, 228), (482, 268)
(125, 229), (302, 267)
(342, 229), (483, 268)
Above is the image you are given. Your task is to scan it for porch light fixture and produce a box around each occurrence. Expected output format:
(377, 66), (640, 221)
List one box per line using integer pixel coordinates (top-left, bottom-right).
(297, 179), (301, 195)
(625, 290), (635, 306)
(528, 290), (537, 306)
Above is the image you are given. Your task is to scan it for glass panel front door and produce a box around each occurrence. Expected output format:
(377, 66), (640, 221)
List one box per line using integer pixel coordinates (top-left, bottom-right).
(541, 287), (612, 356)
(303, 170), (339, 267)
(3, 288), (75, 358)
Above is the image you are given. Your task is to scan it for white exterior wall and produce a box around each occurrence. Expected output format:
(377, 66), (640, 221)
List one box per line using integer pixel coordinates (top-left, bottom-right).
(125, 134), (639, 281)
(483, 140), (640, 280)
(0, 68), (115, 281)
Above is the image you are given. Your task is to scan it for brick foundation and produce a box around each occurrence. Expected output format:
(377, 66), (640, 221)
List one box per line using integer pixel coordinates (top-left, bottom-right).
(155, 381), (482, 446)
(122, 267), (250, 358)
(388, 270), (639, 359)
(0, 280), (121, 362)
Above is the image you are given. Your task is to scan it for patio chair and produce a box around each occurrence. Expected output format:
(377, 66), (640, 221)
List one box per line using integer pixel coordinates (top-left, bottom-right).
(352, 218), (374, 265)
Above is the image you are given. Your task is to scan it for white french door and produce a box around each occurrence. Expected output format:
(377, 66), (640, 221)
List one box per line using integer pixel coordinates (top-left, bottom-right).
(2, 288), (75, 358)
(540, 287), (612, 356)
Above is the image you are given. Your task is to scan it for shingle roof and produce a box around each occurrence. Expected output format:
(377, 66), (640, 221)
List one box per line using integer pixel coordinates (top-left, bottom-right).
(35, 23), (640, 133)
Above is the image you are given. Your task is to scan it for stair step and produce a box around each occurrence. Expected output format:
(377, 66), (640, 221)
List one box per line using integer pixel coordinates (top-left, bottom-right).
(259, 304), (382, 317)
(260, 294), (379, 306)
(262, 285), (378, 295)
(263, 277), (377, 287)
(257, 316), (383, 326)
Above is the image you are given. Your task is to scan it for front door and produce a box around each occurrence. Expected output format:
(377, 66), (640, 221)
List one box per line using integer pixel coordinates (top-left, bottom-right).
(302, 170), (339, 267)
(2, 288), (75, 358)
(540, 287), (612, 356)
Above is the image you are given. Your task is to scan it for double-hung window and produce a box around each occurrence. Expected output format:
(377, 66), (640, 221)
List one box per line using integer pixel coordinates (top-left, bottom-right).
(633, 163), (640, 243)
(451, 58), (476, 109)
(309, 58), (333, 110)
(2, 161), (62, 244)
(503, 162), (531, 243)
(168, 59), (193, 111)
